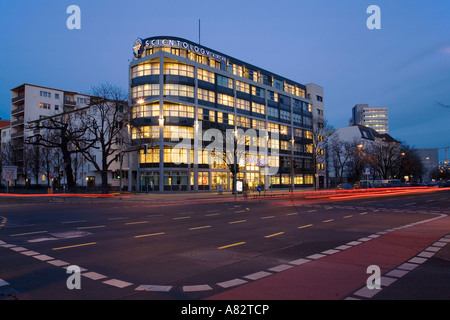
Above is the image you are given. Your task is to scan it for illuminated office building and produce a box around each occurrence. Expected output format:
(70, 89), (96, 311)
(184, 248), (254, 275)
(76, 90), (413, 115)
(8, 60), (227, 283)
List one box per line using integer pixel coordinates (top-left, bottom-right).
(350, 104), (389, 134)
(129, 36), (324, 192)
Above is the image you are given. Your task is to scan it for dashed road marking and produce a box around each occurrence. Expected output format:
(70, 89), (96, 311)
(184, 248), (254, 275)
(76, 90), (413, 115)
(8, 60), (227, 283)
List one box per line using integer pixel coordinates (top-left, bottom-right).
(52, 242), (97, 251)
(218, 242), (246, 250)
(134, 232), (165, 238)
(189, 225), (211, 231)
(264, 232), (284, 238)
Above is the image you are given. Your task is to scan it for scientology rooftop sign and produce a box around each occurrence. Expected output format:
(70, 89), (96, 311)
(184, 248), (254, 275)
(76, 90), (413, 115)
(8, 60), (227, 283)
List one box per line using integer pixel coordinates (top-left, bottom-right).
(133, 36), (227, 63)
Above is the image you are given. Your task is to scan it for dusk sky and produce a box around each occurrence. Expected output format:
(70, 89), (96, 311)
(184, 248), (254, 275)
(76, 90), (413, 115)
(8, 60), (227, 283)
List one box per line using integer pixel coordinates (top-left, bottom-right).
(0, 0), (449, 160)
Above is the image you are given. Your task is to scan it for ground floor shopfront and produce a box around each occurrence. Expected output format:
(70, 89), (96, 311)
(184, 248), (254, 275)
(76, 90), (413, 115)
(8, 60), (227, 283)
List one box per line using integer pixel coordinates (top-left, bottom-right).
(137, 168), (314, 192)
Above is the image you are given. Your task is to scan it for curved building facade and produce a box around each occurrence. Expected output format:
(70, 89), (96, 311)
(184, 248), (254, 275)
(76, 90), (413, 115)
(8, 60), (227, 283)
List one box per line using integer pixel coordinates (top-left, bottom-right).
(129, 36), (319, 192)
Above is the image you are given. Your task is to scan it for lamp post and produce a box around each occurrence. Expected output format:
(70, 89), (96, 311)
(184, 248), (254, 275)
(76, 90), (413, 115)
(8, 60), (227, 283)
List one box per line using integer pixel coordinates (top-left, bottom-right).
(291, 139), (295, 193)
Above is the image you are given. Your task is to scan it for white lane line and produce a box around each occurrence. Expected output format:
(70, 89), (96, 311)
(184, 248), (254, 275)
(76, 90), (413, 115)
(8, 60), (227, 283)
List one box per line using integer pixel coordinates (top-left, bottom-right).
(306, 253), (326, 260)
(82, 272), (108, 281)
(244, 271), (272, 281)
(61, 220), (87, 224)
(217, 279), (247, 288)
(11, 246), (28, 252)
(135, 285), (172, 292)
(397, 262), (419, 271)
(21, 250), (40, 256)
(268, 264), (293, 273)
(33, 254), (54, 261)
(47, 260), (70, 267)
(183, 284), (213, 292)
(385, 269), (409, 278)
(289, 258), (311, 266)
(322, 249), (340, 255)
(102, 279), (133, 289)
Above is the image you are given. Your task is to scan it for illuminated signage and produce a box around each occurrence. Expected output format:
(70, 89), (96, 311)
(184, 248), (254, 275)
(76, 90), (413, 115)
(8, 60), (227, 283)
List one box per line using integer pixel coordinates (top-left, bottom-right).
(133, 37), (227, 63)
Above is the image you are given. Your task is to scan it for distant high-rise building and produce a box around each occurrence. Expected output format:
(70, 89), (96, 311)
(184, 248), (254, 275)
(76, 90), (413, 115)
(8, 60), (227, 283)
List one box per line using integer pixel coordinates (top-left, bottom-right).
(350, 104), (389, 134)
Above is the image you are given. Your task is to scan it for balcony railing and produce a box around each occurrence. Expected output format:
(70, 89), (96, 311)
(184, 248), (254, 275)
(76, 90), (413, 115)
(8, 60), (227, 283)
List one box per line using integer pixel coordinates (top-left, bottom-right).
(11, 106), (25, 116)
(11, 119), (24, 127)
(12, 94), (25, 104)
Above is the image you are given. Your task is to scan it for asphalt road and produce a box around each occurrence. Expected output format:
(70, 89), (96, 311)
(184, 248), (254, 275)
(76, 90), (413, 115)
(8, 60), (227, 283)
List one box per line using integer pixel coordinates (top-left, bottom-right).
(0, 188), (449, 302)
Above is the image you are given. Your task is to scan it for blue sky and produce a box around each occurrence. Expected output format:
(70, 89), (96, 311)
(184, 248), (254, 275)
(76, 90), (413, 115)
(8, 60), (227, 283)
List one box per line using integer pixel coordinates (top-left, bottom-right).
(1, 0), (449, 160)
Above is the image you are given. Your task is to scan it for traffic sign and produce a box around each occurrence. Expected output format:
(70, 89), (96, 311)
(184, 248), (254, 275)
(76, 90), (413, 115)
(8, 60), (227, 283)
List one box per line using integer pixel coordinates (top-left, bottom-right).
(2, 166), (17, 181)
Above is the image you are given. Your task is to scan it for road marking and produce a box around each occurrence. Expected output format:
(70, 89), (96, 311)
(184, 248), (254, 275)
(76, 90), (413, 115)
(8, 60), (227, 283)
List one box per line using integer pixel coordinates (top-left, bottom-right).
(108, 217), (128, 221)
(343, 215), (353, 218)
(286, 212), (298, 216)
(265, 232), (285, 238)
(83, 272), (107, 280)
(134, 232), (165, 238)
(261, 216), (275, 219)
(360, 212), (368, 215)
(235, 210), (246, 213)
(61, 220), (87, 224)
(10, 231), (47, 237)
(229, 220), (246, 224)
(205, 213), (220, 217)
(189, 225), (211, 231)
(218, 242), (246, 250)
(183, 284), (212, 292)
(125, 221), (148, 225)
(103, 279), (133, 289)
(147, 214), (163, 218)
(298, 224), (313, 229)
(173, 216), (191, 220)
(323, 219), (334, 223)
(77, 225), (105, 230)
(135, 285), (172, 292)
(52, 242), (97, 251)
(307, 210), (317, 213)
(217, 279), (248, 288)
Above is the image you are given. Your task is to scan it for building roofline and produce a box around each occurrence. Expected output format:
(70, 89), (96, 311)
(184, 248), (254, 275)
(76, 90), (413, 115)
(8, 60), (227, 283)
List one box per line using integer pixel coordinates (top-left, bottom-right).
(11, 83), (86, 96)
(135, 36), (310, 90)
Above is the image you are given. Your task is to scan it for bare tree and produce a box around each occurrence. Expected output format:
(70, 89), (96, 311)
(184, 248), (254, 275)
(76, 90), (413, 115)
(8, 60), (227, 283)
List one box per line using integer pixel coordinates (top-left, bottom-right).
(23, 144), (41, 186)
(371, 140), (401, 180)
(73, 83), (130, 193)
(26, 112), (96, 191)
(327, 135), (356, 184)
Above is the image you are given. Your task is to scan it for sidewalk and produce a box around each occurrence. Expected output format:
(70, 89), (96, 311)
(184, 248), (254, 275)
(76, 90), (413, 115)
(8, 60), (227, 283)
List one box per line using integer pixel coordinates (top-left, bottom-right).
(207, 215), (450, 300)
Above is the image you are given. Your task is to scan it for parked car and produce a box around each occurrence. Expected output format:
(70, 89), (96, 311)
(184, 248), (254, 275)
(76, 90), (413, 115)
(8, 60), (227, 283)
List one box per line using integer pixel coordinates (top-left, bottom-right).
(336, 183), (354, 190)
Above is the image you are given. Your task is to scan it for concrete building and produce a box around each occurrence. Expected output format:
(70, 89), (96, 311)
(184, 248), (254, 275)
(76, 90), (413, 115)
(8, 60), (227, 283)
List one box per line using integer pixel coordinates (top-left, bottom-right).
(326, 124), (400, 186)
(7, 83), (134, 189)
(350, 104), (389, 134)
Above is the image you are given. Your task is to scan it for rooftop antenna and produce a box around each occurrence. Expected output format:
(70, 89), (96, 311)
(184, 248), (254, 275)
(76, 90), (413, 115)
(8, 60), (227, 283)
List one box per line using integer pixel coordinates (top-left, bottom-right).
(198, 19), (201, 45)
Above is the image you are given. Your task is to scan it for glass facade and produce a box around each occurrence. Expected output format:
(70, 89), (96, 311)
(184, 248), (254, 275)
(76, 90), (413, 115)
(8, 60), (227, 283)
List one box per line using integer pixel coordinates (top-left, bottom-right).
(130, 36), (317, 192)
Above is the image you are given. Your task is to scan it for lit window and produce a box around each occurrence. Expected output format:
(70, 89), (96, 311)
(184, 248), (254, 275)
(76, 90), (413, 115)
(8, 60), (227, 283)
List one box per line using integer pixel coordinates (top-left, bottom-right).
(198, 69), (215, 83)
(217, 93), (234, 107)
(252, 102), (265, 115)
(164, 63), (194, 78)
(236, 99), (250, 111)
